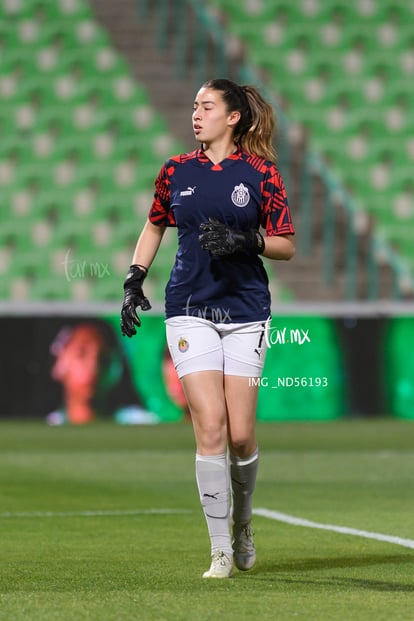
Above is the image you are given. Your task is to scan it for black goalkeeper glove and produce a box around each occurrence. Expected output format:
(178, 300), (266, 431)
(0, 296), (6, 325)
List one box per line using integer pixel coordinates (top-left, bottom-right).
(120, 265), (151, 337)
(199, 218), (265, 256)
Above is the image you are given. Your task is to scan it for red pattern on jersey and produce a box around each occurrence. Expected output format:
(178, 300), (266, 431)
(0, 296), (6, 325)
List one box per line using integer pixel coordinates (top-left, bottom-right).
(260, 165), (294, 236)
(245, 152), (294, 236)
(149, 163), (174, 227)
(149, 151), (202, 227)
(246, 153), (268, 174)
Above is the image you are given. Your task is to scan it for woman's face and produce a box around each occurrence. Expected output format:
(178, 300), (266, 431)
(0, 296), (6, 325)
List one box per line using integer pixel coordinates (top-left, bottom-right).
(52, 325), (108, 400)
(192, 87), (240, 145)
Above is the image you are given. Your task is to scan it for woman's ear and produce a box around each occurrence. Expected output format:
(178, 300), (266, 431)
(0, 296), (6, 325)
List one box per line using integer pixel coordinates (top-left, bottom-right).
(227, 110), (241, 128)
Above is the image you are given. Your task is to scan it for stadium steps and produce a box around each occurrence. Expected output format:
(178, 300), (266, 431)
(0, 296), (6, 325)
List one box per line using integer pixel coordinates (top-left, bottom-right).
(89, 0), (197, 149)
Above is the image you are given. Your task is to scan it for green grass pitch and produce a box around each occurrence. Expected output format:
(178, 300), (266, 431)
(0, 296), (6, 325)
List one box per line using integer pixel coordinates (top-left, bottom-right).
(0, 419), (413, 621)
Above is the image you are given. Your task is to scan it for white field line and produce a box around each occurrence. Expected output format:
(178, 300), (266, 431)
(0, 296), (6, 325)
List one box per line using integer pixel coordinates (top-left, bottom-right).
(2, 507), (414, 552)
(0, 509), (192, 518)
(254, 508), (414, 551)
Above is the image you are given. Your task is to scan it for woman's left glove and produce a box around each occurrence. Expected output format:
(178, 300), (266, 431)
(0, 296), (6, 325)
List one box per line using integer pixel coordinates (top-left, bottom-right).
(120, 265), (151, 337)
(199, 218), (265, 256)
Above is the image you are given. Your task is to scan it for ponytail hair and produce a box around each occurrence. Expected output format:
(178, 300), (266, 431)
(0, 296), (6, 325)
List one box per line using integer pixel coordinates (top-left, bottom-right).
(202, 78), (277, 162)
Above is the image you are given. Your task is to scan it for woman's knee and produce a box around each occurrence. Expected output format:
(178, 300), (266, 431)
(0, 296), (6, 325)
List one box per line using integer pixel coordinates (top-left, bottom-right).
(194, 416), (227, 454)
(228, 431), (256, 458)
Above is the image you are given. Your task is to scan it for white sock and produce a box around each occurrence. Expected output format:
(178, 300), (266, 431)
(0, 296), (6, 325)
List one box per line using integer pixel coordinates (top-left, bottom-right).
(195, 453), (232, 556)
(230, 448), (259, 525)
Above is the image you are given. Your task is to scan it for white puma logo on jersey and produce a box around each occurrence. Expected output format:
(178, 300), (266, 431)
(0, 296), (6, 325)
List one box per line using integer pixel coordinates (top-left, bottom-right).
(180, 186), (196, 196)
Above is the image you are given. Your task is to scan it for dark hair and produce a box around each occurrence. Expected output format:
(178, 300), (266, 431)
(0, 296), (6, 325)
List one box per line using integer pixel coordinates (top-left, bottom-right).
(202, 78), (277, 162)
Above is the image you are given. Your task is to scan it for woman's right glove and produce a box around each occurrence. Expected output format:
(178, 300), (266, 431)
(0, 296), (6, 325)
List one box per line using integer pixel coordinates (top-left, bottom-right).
(120, 265), (151, 337)
(199, 218), (265, 256)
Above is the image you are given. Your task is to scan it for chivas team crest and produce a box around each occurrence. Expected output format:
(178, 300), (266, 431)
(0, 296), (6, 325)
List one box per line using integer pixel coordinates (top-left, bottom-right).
(178, 337), (189, 353)
(231, 182), (250, 207)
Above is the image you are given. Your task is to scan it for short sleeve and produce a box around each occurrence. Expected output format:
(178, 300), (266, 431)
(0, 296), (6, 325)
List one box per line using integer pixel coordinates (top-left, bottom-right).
(260, 165), (295, 236)
(148, 163), (177, 227)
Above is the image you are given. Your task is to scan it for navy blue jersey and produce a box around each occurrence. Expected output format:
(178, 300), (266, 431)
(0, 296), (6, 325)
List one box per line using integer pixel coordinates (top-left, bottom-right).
(148, 146), (295, 323)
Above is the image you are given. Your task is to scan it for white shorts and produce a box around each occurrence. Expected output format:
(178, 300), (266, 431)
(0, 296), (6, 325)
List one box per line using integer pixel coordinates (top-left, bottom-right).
(165, 316), (270, 379)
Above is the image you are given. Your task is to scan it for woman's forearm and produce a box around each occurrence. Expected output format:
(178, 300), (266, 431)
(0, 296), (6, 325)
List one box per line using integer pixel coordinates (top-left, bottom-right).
(262, 234), (295, 261)
(131, 220), (166, 270)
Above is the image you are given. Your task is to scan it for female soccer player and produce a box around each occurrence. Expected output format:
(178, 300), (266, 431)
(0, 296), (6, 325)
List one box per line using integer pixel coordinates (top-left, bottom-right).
(120, 78), (295, 578)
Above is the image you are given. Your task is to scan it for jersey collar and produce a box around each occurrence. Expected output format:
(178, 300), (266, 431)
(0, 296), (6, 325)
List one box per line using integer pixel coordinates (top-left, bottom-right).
(196, 144), (244, 170)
